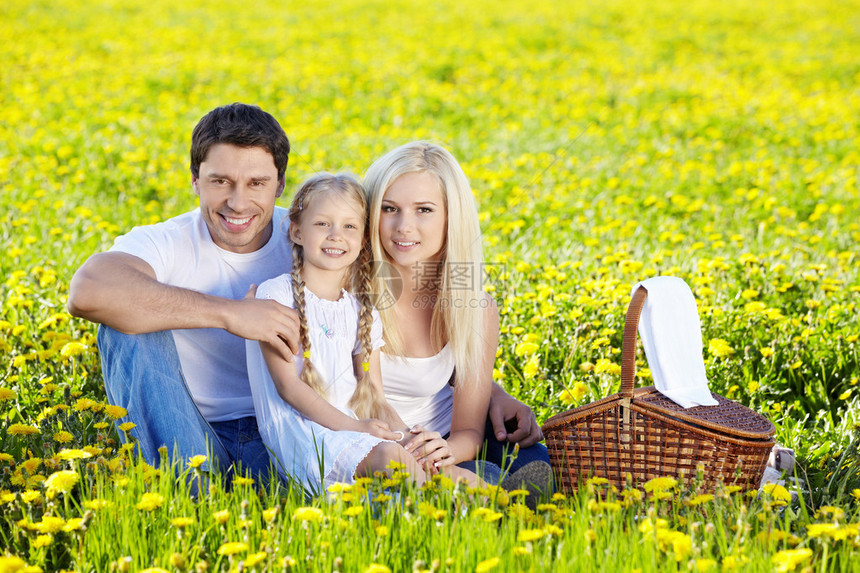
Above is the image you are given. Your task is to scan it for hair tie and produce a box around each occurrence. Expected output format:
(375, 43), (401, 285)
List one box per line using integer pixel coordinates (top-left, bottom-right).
(303, 350), (311, 359)
(362, 362), (370, 372)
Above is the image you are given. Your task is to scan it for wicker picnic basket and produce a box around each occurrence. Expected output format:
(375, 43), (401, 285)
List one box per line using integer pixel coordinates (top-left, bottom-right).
(542, 285), (775, 493)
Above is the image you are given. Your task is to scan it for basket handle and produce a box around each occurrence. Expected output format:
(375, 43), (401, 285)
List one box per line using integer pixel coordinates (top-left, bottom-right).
(620, 285), (648, 398)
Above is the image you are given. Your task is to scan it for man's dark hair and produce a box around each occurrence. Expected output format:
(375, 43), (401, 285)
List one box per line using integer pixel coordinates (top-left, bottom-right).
(190, 103), (290, 179)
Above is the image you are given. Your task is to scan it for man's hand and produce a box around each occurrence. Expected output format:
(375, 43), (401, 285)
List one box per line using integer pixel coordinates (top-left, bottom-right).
(488, 387), (543, 447)
(225, 285), (300, 361)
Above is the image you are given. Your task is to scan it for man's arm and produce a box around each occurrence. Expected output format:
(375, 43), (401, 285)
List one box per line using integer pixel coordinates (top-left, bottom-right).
(67, 251), (299, 359)
(487, 382), (544, 447)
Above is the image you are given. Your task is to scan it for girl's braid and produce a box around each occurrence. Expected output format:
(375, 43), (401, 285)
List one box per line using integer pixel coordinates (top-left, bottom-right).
(348, 242), (400, 426)
(291, 242), (327, 399)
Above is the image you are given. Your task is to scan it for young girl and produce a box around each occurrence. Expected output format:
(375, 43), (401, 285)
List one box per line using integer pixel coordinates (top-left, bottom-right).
(246, 172), (479, 493)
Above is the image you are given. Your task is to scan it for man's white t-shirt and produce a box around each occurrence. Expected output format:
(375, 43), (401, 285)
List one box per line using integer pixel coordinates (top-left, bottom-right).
(110, 207), (292, 422)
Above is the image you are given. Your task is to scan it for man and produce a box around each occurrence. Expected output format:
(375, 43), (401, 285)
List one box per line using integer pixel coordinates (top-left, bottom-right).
(68, 102), (544, 481)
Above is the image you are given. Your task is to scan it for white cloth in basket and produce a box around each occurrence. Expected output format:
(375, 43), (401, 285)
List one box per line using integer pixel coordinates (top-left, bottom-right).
(631, 276), (719, 408)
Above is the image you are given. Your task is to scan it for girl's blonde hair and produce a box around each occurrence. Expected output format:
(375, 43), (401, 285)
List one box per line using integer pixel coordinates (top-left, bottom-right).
(288, 172), (398, 424)
(363, 142), (484, 389)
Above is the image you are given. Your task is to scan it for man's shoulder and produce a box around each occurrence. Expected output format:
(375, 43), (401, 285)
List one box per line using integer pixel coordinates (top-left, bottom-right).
(119, 208), (201, 239)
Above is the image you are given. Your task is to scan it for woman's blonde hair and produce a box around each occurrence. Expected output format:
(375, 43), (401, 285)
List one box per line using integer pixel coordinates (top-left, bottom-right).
(363, 142), (485, 389)
(288, 172), (398, 423)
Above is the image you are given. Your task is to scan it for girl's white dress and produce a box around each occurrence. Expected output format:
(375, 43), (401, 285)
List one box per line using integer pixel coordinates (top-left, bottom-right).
(245, 273), (386, 493)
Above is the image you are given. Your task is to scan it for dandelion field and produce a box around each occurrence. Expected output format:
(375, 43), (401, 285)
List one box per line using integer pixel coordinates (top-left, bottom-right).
(2, 0), (860, 570)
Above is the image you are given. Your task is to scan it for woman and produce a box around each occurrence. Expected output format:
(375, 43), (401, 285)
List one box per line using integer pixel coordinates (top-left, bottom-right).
(363, 141), (552, 495)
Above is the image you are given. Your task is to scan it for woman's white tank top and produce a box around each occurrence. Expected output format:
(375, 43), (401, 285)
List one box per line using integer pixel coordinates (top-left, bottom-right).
(380, 344), (455, 435)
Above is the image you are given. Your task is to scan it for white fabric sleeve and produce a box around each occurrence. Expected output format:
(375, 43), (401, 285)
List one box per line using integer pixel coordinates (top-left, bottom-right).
(109, 224), (176, 282)
(256, 276), (295, 308)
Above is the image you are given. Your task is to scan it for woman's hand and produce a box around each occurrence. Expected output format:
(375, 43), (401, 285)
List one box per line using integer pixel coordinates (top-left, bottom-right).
(403, 426), (455, 473)
(356, 418), (401, 441)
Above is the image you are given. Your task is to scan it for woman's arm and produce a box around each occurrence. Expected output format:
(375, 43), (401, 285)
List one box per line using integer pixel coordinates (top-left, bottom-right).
(260, 342), (400, 440)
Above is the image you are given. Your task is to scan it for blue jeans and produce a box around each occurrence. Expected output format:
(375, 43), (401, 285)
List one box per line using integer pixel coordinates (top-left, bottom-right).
(97, 326), (271, 484)
(451, 421), (550, 485)
(480, 418), (551, 476)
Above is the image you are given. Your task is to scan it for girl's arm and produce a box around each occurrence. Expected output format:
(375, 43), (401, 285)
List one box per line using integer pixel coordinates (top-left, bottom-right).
(406, 294), (499, 468)
(352, 348), (411, 432)
(260, 342), (400, 440)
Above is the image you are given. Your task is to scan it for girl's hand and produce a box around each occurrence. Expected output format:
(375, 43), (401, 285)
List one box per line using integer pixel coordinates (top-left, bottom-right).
(403, 426), (455, 474)
(357, 418), (401, 441)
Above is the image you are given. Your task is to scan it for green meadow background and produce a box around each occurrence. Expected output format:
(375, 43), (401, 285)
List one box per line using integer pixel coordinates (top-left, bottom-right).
(1, 0), (859, 571)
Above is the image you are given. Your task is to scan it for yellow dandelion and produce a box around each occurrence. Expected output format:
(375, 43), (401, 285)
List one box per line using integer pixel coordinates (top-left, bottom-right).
(806, 523), (837, 538)
(53, 431), (74, 444)
(517, 528), (545, 543)
(344, 505), (364, 517)
(7, 424), (40, 436)
(245, 552), (267, 567)
(514, 342), (539, 357)
(364, 564), (392, 573)
(60, 342), (85, 358)
(721, 554), (749, 571)
(687, 494), (714, 506)
(21, 458), (42, 474)
(643, 476), (677, 492)
(136, 492), (165, 511)
(188, 455), (207, 468)
(708, 338), (735, 358)
(375, 525), (389, 536)
(103, 405), (128, 419)
(57, 449), (92, 461)
(694, 558), (717, 572)
(816, 506), (845, 520)
(292, 506), (323, 523)
(262, 507), (279, 522)
(45, 470), (79, 494)
(61, 517), (83, 533)
(761, 483), (791, 506)
(771, 548), (812, 573)
(85, 499), (113, 511)
(0, 388), (17, 401)
(170, 517), (194, 528)
(32, 534), (53, 548)
(212, 509), (230, 524)
(0, 556), (28, 572)
(118, 422), (137, 432)
(35, 516), (66, 534)
(475, 557), (500, 573)
(216, 542), (248, 556)
(232, 476), (254, 487)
